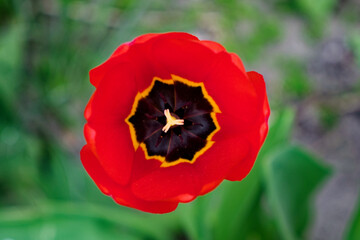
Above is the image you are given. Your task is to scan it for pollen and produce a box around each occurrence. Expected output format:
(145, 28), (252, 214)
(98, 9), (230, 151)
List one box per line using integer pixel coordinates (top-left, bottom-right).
(162, 109), (184, 133)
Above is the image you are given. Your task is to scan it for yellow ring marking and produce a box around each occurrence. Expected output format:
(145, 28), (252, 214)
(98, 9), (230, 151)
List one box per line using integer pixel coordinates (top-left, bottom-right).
(125, 75), (221, 167)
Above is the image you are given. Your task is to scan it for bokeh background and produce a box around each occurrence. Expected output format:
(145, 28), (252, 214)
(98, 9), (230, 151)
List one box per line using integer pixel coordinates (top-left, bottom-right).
(0, 0), (360, 239)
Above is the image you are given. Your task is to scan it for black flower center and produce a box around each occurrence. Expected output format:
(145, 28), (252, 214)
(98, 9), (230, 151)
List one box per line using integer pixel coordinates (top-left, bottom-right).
(126, 75), (220, 167)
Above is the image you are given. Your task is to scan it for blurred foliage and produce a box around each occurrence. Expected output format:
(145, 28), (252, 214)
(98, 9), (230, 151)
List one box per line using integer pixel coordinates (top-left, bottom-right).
(263, 145), (330, 240)
(0, 0), (15, 26)
(0, 0), (359, 239)
(272, 0), (337, 37)
(349, 31), (360, 67)
(319, 105), (340, 130)
(278, 58), (312, 98)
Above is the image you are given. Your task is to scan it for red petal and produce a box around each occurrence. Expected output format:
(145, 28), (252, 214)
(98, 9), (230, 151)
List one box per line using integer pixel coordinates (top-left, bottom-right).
(80, 145), (178, 213)
(193, 125), (250, 186)
(84, 122), (134, 185)
(225, 71), (270, 181)
(108, 33), (182, 59)
(129, 147), (162, 182)
(224, 131), (261, 181)
(83, 123), (97, 156)
(89, 53), (130, 88)
(90, 32), (199, 90)
(199, 179), (223, 195)
(109, 42), (130, 59)
(119, 32), (199, 91)
(131, 148), (201, 202)
(247, 71), (270, 124)
(149, 38), (217, 84)
(89, 34), (162, 87)
(84, 93), (94, 121)
(230, 53), (246, 74)
(85, 63), (138, 185)
(203, 52), (262, 128)
(88, 36), (152, 88)
(134, 32), (198, 43)
(198, 40), (226, 53)
(87, 62), (137, 123)
(127, 43), (171, 92)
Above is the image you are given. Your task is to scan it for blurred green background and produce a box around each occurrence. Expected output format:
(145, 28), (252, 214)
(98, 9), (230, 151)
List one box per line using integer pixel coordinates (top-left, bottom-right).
(0, 0), (360, 239)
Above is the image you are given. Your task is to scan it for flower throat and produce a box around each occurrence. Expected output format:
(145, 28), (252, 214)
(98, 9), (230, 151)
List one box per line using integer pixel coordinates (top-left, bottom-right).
(125, 75), (221, 167)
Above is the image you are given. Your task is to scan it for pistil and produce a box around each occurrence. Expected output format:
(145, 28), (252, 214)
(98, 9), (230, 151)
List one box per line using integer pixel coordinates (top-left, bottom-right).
(162, 109), (184, 133)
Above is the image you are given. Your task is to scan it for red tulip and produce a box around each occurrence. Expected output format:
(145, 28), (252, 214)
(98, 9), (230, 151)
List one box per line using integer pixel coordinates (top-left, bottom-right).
(81, 32), (270, 213)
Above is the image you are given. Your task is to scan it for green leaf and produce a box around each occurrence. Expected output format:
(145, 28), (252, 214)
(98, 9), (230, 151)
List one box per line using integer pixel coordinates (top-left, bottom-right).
(297, 0), (336, 20)
(294, 0), (337, 37)
(213, 172), (262, 240)
(261, 108), (295, 154)
(0, 21), (24, 123)
(0, 202), (172, 240)
(279, 59), (312, 98)
(213, 109), (295, 240)
(263, 146), (331, 240)
(234, 194), (281, 240)
(346, 194), (360, 240)
(348, 31), (360, 67)
(176, 195), (213, 240)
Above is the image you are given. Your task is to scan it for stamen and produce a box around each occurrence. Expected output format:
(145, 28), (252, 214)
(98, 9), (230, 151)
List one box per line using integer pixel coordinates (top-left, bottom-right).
(162, 109), (184, 133)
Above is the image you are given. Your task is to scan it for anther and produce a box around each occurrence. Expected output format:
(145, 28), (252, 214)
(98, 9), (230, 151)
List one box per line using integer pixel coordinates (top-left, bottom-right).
(162, 109), (184, 133)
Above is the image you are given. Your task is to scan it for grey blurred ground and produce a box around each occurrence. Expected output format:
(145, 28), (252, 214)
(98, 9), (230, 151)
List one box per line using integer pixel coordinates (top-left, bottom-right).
(258, 10), (360, 240)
